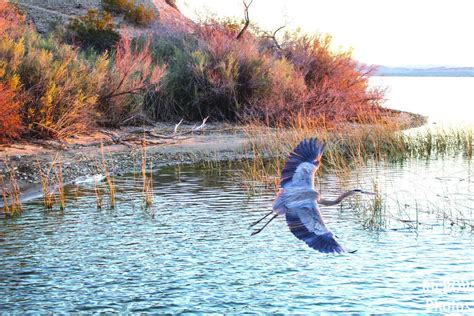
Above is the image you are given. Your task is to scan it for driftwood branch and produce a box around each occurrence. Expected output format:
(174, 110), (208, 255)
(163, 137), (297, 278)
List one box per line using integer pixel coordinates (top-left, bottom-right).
(100, 117), (209, 147)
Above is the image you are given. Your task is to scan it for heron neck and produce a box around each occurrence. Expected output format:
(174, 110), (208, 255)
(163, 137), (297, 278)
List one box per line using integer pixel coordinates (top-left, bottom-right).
(319, 190), (356, 206)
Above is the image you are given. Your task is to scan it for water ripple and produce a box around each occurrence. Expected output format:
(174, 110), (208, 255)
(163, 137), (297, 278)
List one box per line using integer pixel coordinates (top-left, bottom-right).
(1, 163), (473, 313)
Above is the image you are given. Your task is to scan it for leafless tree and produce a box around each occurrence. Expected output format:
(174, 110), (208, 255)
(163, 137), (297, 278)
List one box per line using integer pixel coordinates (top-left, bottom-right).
(236, 0), (253, 40)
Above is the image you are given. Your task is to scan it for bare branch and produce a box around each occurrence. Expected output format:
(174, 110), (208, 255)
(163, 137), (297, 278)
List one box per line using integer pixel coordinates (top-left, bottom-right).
(262, 25), (285, 50)
(236, 0), (254, 40)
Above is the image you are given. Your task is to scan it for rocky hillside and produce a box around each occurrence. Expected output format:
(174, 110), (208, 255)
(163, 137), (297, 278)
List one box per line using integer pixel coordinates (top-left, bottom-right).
(16, 0), (194, 34)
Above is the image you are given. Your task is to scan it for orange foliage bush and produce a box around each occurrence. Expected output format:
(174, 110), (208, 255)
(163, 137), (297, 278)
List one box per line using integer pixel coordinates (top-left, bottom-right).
(0, 83), (23, 142)
(149, 20), (384, 125)
(0, 1), (26, 36)
(278, 33), (383, 124)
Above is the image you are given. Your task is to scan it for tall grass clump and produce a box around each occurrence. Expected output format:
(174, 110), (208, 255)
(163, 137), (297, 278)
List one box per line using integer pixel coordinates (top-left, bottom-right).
(53, 161), (66, 211)
(146, 20), (383, 125)
(98, 143), (116, 209)
(141, 139), (154, 208)
(241, 116), (474, 191)
(360, 182), (385, 230)
(33, 155), (68, 211)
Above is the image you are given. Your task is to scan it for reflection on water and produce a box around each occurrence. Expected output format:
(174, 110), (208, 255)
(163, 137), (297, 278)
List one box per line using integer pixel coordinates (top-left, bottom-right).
(1, 162), (473, 313)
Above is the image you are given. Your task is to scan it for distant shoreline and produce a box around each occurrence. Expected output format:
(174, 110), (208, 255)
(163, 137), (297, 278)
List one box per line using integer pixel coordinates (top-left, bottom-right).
(375, 66), (474, 77)
(376, 74), (474, 77)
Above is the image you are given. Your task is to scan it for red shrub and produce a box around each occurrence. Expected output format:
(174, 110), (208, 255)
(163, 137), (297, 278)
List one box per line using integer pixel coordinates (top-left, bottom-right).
(279, 34), (384, 124)
(99, 36), (166, 125)
(0, 83), (23, 142)
(0, 1), (26, 37)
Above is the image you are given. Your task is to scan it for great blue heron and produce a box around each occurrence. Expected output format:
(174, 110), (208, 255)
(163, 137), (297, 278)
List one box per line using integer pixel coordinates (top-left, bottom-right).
(249, 138), (374, 254)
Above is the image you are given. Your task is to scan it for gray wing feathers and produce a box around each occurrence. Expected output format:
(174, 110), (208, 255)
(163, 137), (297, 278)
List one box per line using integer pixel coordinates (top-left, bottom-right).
(278, 189), (345, 254)
(272, 188), (318, 215)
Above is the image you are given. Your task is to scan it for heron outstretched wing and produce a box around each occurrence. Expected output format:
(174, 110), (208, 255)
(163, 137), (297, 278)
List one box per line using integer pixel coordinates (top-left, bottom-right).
(285, 200), (345, 254)
(280, 138), (325, 187)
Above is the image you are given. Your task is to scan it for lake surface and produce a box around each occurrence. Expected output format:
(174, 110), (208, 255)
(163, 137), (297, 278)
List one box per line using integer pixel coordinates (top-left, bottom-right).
(371, 76), (474, 125)
(1, 77), (474, 313)
(1, 161), (473, 314)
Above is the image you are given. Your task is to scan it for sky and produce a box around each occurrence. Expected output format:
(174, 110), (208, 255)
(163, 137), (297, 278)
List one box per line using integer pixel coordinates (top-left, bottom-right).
(177, 0), (474, 67)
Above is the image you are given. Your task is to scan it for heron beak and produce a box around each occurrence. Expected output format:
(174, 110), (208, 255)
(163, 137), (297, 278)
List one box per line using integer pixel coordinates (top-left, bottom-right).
(358, 190), (376, 195)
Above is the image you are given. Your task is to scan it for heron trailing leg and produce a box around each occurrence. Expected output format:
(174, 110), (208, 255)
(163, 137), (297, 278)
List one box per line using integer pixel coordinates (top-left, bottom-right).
(248, 210), (273, 228)
(251, 214), (278, 236)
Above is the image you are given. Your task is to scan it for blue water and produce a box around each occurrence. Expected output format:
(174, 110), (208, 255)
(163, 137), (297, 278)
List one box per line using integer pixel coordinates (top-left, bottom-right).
(1, 161), (473, 313)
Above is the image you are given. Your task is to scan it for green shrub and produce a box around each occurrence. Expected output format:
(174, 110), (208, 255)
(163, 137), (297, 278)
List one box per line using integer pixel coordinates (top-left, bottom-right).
(145, 24), (276, 121)
(102, 0), (130, 13)
(67, 9), (120, 52)
(125, 3), (155, 25)
(102, 0), (156, 26)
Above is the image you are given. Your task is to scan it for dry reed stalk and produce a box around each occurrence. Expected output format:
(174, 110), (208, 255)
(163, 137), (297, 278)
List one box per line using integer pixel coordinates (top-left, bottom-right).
(53, 160), (65, 211)
(0, 176), (16, 217)
(94, 183), (103, 210)
(3, 158), (22, 216)
(92, 158), (105, 210)
(141, 138), (153, 208)
(99, 143), (116, 209)
(37, 158), (55, 210)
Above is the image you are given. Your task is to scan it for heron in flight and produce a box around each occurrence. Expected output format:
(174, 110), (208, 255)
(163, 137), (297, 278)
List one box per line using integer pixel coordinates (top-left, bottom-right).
(249, 138), (374, 254)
